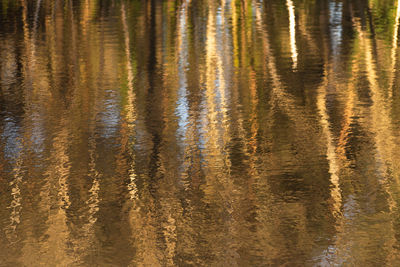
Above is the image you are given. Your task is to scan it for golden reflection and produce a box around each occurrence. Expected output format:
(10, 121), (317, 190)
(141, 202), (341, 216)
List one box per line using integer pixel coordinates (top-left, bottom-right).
(38, 126), (73, 265)
(2, 0), (400, 265)
(28, 2), (72, 262)
(336, 80), (356, 164)
(201, 0), (239, 263)
(231, 0), (239, 68)
(87, 141), (100, 227)
(254, 2), (308, 129)
(20, 0), (32, 88)
(296, 2), (318, 52)
(121, 2), (138, 201)
(316, 70), (342, 218)
(5, 156), (23, 242)
(1, 36), (24, 247)
(81, 0), (92, 36)
(176, 0), (190, 145)
(353, 16), (395, 183)
(389, 0), (400, 97)
(253, 0), (325, 261)
(329, 10), (400, 264)
(202, 0), (232, 169)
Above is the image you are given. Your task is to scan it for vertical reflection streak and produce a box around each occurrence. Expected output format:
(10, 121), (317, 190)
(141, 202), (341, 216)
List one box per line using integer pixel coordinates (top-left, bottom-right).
(297, 3), (318, 52)
(203, 1), (224, 164)
(20, 0), (33, 90)
(176, 0), (193, 196)
(336, 81), (356, 163)
(18, 0), (52, 262)
(353, 17), (395, 184)
(81, 0), (90, 36)
(75, 124), (100, 266)
(30, 0), (41, 75)
(0, 18), (25, 246)
(329, 2), (343, 57)
(68, 0), (79, 90)
(255, 3), (345, 262)
(37, 3), (72, 260)
(352, 12), (399, 263)
(323, 65), (359, 266)
(254, 2), (303, 126)
(286, 0), (297, 70)
(316, 11), (344, 222)
(389, 0), (400, 97)
(121, 2), (138, 200)
(5, 0), (32, 247)
(316, 71), (342, 218)
(201, 0), (236, 263)
(68, 2), (101, 262)
(33, 0), (42, 32)
(176, 0), (190, 142)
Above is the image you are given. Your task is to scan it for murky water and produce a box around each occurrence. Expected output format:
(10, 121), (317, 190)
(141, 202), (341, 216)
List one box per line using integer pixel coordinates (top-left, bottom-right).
(2, 0), (400, 266)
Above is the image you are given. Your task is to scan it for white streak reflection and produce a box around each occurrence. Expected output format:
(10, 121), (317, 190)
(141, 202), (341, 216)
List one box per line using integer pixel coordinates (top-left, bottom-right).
(287, 0), (297, 70)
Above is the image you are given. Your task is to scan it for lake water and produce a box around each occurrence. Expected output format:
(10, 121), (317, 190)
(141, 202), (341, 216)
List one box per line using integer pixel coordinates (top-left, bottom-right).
(1, 0), (400, 266)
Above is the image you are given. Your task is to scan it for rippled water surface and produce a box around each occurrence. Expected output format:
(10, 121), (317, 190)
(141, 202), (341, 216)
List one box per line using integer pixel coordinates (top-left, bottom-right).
(2, 0), (400, 265)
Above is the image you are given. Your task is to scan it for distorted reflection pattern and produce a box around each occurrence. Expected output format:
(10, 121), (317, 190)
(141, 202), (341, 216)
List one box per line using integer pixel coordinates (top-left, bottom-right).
(1, 0), (400, 266)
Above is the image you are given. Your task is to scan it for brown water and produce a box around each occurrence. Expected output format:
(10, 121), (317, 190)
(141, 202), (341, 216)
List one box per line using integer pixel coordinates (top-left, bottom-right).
(1, 0), (400, 266)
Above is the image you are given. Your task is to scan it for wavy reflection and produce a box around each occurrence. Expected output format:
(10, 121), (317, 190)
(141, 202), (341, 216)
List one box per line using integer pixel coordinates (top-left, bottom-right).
(1, 0), (400, 265)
